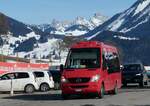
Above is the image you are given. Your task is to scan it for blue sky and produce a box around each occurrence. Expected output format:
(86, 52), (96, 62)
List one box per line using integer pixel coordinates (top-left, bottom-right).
(0, 0), (136, 24)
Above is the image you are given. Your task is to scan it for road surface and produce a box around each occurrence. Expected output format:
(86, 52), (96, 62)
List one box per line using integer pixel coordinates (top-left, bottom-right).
(0, 86), (150, 106)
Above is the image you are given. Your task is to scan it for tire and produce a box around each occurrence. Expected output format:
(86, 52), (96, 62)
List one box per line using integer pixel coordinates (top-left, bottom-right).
(143, 75), (148, 86)
(40, 83), (50, 92)
(144, 81), (148, 87)
(24, 84), (35, 93)
(98, 84), (105, 99)
(139, 80), (144, 87)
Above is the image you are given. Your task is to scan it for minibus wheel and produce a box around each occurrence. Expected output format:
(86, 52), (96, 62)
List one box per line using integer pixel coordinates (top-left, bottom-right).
(98, 84), (105, 98)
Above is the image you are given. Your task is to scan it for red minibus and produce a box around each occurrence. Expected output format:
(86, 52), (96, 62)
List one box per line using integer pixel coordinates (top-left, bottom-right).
(60, 41), (122, 99)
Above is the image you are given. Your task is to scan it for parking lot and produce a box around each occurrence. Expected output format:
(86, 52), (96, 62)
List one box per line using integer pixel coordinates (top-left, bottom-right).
(0, 86), (150, 106)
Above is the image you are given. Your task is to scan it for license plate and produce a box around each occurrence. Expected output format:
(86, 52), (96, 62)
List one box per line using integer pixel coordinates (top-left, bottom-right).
(75, 89), (82, 92)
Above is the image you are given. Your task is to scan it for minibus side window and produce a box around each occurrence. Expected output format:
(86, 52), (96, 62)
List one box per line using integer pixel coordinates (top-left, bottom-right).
(105, 52), (120, 73)
(113, 53), (120, 72)
(102, 52), (107, 70)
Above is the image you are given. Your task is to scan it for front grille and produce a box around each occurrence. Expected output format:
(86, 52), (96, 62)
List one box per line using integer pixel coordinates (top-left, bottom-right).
(123, 75), (133, 79)
(68, 78), (90, 83)
(71, 85), (88, 89)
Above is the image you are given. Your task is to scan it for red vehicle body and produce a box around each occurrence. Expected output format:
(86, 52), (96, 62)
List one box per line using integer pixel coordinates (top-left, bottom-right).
(61, 41), (122, 99)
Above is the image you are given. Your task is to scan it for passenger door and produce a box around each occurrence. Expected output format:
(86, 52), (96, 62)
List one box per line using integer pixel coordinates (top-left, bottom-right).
(102, 53), (112, 91)
(14, 72), (30, 91)
(106, 52), (121, 90)
(0, 73), (14, 91)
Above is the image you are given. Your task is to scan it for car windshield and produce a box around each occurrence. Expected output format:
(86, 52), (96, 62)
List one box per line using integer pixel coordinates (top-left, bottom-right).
(123, 64), (142, 71)
(65, 48), (100, 69)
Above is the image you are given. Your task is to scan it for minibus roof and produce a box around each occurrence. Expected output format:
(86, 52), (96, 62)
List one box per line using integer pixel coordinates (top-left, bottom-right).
(71, 41), (117, 52)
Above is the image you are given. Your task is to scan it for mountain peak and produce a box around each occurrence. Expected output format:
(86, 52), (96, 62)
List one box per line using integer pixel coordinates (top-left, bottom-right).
(90, 13), (108, 27)
(73, 16), (89, 25)
(86, 0), (150, 40)
(133, 0), (150, 16)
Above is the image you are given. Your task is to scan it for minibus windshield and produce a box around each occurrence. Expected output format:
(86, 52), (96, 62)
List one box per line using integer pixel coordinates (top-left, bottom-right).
(65, 48), (100, 69)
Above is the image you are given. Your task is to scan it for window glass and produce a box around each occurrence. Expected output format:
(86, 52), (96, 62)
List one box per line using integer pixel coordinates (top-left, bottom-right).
(103, 51), (120, 73)
(102, 52), (107, 70)
(1, 73), (15, 80)
(34, 72), (44, 77)
(65, 48), (100, 69)
(15, 73), (29, 79)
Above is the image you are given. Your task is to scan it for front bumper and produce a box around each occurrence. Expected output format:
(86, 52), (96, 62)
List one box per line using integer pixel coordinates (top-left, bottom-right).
(122, 75), (143, 83)
(61, 82), (100, 95)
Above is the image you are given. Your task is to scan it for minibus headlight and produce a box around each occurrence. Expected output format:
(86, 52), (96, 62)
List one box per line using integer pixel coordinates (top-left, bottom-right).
(61, 76), (68, 83)
(91, 75), (100, 82)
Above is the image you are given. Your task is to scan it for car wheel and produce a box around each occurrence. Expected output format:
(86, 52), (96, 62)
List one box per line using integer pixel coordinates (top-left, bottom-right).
(139, 81), (144, 87)
(144, 81), (148, 86)
(40, 83), (50, 92)
(25, 84), (35, 93)
(143, 75), (148, 86)
(98, 84), (105, 98)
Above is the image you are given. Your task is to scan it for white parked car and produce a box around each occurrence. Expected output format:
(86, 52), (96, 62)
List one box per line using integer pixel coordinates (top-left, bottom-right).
(33, 71), (54, 92)
(0, 71), (39, 93)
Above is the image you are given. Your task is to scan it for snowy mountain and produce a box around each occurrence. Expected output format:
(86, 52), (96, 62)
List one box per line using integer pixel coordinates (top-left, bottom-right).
(33, 24), (57, 33)
(90, 13), (108, 27)
(85, 0), (150, 64)
(63, 15), (107, 36)
(0, 12), (108, 63)
(64, 25), (90, 36)
(86, 0), (150, 39)
(71, 17), (93, 30)
(106, 0), (150, 36)
(0, 13), (63, 61)
(35, 13), (108, 36)
(2, 0), (150, 64)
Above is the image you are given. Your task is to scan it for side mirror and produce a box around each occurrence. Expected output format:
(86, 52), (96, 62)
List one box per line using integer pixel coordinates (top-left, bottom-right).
(60, 64), (64, 74)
